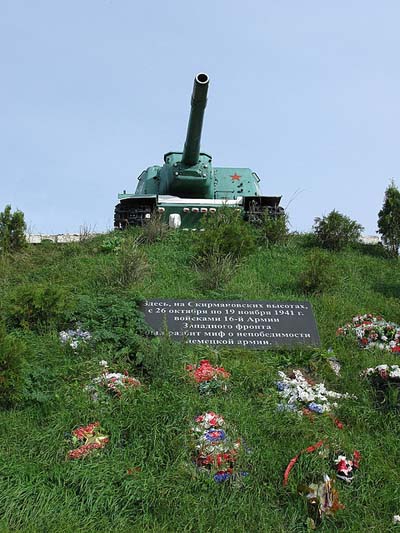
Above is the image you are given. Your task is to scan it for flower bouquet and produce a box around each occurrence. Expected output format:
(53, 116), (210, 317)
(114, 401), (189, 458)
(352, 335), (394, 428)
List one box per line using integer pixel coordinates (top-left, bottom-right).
(190, 411), (248, 483)
(59, 326), (92, 351)
(298, 474), (344, 529)
(86, 360), (141, 400)
(333, 451), (361, 484)
(362, 364), (400, 410)
(276, 369), (353, 416)
(67, 422), (109, 460)
(337, 314), (400, 352)
(186, 359), (230, 395)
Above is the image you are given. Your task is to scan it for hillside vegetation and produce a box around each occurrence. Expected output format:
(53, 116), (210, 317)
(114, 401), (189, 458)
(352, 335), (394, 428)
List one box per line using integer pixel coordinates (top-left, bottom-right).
(1, 227), (400, 532)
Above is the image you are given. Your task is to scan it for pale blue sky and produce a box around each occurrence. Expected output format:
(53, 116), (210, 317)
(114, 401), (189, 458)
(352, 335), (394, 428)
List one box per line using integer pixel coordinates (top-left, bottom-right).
(1, 1), (399, 234)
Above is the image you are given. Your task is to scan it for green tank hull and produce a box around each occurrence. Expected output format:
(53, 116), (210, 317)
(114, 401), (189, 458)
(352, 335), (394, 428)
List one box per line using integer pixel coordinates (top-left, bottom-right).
(114, 73), (283, 229)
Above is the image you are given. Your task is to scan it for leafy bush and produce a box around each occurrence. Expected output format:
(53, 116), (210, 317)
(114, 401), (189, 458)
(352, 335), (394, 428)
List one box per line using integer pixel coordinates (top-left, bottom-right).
(0, 324), (25, 407)
(68, 294), (151, 363)
(6, 284), (70, 331)
(0, 205), (26, 254)
(313, 210), (363, 251)
(194, 207), (256, 260)
(100, 233), (123, 253)
(377, 180), (400, 256)
(298, 249), (339, 294)
(258, 211), (289, 245)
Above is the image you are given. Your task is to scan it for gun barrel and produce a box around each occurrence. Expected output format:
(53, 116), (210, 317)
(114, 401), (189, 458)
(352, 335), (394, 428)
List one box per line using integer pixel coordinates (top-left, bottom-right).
(181, 73), (209, 166)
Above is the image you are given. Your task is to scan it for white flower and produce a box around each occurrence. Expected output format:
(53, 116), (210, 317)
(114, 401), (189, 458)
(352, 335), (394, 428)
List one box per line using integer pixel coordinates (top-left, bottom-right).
(277, 370), (353, 414)
(99, 360), (109, 367)
(393, 515), (400, 524)
(389, 367), (400, 378)
(376, 365), (389, 372)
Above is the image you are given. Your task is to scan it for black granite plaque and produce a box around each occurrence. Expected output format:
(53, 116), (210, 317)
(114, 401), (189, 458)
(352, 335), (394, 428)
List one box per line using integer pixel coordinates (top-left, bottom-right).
(141, 299), (320, 349)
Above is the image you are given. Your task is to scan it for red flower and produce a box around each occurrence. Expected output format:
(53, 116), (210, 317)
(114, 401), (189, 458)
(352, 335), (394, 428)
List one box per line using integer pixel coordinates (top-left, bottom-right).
(334, 418), (344, 430)
(187, 360), (230, 383)
(72, 422), (100, 440)
(353, 450), (361, 469)
(67, 440), (108, 460)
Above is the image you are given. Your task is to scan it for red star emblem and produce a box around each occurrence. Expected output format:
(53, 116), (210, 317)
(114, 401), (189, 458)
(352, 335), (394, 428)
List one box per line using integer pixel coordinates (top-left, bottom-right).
(230, 173), (241, 181)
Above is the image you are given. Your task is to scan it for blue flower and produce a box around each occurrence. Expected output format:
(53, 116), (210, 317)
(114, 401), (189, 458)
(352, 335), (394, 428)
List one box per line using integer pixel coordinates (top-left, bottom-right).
(276, 381), (286, 391)
(308, 402), (324, 414)
(214, 471), (231, 483)
(205, 429), (226, 442)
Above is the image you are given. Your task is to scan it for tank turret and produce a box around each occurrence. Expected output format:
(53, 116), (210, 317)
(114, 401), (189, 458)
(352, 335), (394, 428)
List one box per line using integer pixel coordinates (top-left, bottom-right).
(114, 73), (283, 229)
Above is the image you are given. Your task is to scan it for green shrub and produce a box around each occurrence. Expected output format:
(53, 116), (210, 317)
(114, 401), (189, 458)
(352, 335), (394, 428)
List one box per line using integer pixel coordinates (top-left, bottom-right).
(194, 207), (256, 260)
(258, 211), (289, 245)
(100, 233), (123, 253)
(68, 294), (151, 364)
(0, 324), (25, 407)
(377, 179), (400, 256)
(313, 210), (363, 251)
(6, 284), (69, 331)
(0, 205), (26, 254)
(298, 249), (339, 294)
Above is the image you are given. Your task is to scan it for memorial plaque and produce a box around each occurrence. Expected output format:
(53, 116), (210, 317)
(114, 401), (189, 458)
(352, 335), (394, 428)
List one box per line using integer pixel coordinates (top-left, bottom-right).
(141, 299), (320, 349)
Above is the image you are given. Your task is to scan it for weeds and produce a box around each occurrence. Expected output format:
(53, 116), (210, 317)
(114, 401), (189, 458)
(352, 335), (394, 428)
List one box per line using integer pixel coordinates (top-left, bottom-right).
(0, 324), (25, 407)
(298, 249), (339, 295)
(196, 251), (236, 291)
(138, 211), (169, 244)
(116, 237), (149, 286)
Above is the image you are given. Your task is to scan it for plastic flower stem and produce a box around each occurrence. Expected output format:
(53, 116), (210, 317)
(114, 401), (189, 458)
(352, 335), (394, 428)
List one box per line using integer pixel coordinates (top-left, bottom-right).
(283, 440), (325, 486)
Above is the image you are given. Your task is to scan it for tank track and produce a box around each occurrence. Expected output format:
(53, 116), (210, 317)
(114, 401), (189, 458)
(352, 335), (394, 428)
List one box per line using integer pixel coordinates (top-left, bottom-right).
(245, 199), (285, 224)
(114, 202), (154, 229)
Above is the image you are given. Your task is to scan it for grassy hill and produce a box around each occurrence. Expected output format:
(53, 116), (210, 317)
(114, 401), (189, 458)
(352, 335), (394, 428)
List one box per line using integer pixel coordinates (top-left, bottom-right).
(1, 229), (400, 532)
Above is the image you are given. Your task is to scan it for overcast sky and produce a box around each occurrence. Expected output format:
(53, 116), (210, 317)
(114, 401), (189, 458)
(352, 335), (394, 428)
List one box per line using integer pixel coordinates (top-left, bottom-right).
(1, 1), (399, 234)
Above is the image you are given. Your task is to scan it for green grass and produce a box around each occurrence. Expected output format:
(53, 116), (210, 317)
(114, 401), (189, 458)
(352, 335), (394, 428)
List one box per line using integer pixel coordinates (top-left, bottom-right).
(1, 233), (400, 532)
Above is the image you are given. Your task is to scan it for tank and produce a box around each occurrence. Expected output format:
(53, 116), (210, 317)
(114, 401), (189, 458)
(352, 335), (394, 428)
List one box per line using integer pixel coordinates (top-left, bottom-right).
(114, 73), (284, 229)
